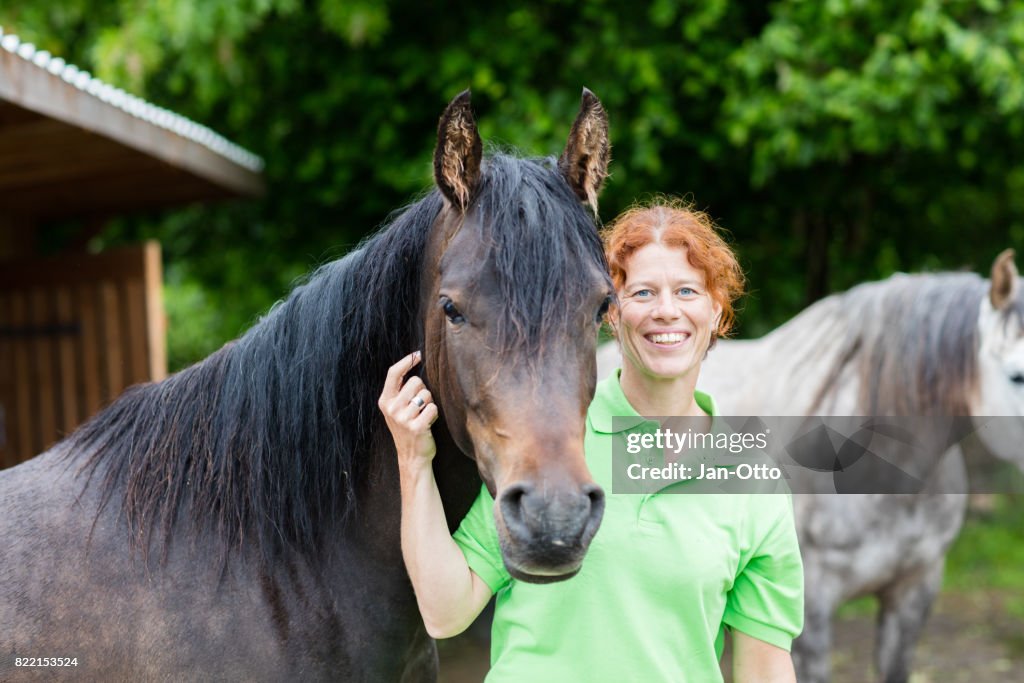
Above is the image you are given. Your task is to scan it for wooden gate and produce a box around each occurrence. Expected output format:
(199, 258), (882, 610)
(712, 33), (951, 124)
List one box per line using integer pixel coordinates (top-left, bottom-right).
(0, 242), (165, 468)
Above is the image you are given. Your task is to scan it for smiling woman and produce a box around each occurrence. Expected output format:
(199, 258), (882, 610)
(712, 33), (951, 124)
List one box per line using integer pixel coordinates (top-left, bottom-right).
(604, 202), (744, 417)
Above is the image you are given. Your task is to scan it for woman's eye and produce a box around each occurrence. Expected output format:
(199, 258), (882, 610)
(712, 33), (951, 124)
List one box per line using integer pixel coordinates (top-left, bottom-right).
(442, 300), (466, 324)
(595, 296), (613, 323)
(678, 287), (696, 296)
(632, 289), (652, 298)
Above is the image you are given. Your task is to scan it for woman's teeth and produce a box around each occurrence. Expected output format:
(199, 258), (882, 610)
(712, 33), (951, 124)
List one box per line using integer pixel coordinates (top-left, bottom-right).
(647, 333), (687, 344)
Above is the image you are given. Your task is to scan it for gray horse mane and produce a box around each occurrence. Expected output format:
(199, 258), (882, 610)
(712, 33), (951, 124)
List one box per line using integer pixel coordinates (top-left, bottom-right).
(800, 272), (991, 415)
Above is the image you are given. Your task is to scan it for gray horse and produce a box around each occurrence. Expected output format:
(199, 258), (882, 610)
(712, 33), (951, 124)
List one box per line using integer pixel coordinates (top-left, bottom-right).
(598, 250), (1024, 682)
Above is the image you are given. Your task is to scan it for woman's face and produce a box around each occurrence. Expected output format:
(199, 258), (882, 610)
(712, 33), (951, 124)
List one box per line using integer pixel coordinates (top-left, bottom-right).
(612, 242), (721, 382)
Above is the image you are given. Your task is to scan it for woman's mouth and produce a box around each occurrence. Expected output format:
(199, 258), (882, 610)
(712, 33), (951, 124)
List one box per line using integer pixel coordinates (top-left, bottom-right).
(644, 332), (690, 347)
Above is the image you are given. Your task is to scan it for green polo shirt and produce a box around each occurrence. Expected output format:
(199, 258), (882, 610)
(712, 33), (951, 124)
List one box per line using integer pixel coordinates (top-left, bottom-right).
(452, 371), (804, 682)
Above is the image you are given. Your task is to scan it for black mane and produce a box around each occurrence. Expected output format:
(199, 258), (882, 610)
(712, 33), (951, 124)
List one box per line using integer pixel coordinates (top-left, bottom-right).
(72, 153), (607, 564)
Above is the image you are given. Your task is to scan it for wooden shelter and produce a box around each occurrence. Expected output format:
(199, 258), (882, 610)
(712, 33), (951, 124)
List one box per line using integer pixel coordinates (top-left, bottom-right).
(0, 28), (263, 468)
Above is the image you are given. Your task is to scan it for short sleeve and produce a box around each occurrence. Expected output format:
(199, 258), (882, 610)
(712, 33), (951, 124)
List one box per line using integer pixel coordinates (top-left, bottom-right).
(722, 494), (805, 651)
(452, 484), (512, 593)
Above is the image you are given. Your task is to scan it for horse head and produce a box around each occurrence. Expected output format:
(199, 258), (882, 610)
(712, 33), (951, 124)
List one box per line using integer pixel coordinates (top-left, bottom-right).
(421, 90), (612, 583)
(974, 249), (1024, 463)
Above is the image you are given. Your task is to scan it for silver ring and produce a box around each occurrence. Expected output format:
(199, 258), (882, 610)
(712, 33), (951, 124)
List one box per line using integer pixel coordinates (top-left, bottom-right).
(410, 396), (426, 409)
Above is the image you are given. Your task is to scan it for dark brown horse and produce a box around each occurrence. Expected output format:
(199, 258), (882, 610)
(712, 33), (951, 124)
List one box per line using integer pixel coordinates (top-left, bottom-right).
(0, 90), (612, 681)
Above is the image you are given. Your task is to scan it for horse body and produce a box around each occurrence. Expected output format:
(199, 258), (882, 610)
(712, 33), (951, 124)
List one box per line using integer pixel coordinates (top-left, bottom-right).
(694, 257), (1024, 683)
(1, 91), (613, 680)
(2, 444), (433, 681)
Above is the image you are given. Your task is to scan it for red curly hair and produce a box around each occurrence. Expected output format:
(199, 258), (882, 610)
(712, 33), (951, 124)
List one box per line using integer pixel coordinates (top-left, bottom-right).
(602, 199), (745, 339)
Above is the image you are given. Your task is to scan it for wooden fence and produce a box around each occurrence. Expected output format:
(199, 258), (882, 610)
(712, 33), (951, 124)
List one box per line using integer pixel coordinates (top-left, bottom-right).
(0, 242), (165, 468)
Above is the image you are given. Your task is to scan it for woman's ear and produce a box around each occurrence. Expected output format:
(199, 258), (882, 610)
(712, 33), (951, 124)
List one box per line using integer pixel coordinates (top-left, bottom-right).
(712, 302), (723, 334)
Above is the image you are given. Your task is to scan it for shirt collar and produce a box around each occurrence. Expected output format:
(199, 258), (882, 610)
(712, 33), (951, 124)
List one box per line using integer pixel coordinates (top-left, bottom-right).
(588, 368), (718, 434)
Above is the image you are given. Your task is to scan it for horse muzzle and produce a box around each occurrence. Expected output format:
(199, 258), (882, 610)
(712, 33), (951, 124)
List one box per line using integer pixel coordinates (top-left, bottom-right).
(494, 480), (605, 583)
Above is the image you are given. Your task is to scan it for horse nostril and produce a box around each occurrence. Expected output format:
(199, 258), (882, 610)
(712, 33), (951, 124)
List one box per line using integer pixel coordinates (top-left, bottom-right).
(499, 482), (533, 532)
(583, 483), (606, 534)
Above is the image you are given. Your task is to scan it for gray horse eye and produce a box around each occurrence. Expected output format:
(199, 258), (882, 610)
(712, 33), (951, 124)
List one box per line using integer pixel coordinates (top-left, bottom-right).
(1010, 372), (1024, 385)
(596, 296), (613, 323)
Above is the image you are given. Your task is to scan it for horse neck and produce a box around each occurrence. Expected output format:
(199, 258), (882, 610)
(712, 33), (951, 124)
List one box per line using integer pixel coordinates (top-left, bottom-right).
(701, 296), (854, 415)
(705, 275), (986, 417)
(71, 192), (463, 568)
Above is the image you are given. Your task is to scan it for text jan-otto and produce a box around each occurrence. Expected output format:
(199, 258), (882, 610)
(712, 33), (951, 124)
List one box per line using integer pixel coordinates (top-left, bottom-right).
(626, 462), (782, 481)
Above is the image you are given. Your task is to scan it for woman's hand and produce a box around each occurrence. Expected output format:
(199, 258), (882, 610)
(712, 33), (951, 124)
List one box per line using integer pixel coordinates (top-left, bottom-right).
(379, 351), (494, 638)
(378, 351), (439, 469)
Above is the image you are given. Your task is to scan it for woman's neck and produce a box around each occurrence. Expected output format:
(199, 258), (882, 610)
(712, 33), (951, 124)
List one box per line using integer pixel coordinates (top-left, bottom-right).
(619, 362), (707, 417)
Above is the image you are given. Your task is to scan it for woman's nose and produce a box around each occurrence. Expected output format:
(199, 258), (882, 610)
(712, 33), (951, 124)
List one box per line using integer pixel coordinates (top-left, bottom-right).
(652, 292), (681, 319)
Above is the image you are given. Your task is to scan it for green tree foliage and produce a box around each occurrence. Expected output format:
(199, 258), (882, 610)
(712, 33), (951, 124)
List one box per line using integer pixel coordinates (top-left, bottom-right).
(3, 1), (1021, 367)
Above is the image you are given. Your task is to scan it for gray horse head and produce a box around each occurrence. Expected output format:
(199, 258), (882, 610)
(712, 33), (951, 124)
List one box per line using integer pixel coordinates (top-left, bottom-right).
(973, 249), (1024, 465)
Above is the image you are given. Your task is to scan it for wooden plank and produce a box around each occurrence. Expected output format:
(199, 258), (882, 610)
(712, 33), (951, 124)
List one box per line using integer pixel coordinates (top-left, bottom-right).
(29, 288), (58, 452)
(0, 214), (36, 261)
(0, 244), (149, 289)
(99, 281), (123, 401)
(0, 142), (180, 196)
(0, 150), (144, 189)
(10, 291), (34, 460)
(76, 284), (102, 419)
(143, 242), (167, 381)
(54, 287), (80, 437)
(123, 279), (148, 386)
(0, 292), (11, 468)
(0, 100), (44, 127)
(0, 119), (143, 187)
(0, 166), (230, 220)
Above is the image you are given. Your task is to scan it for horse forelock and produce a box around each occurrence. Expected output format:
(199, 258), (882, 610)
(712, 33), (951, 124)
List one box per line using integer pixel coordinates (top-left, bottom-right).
(813, 273), (987, 416)
(73, 191), (446, 567)
(472, 153), (609, 363)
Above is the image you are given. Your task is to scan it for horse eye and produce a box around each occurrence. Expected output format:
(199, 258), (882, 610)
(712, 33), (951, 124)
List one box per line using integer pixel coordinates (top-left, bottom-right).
(442, 300), (466, 324)
(1010, 372), (1024, 385)
(596, 296), (613, 324)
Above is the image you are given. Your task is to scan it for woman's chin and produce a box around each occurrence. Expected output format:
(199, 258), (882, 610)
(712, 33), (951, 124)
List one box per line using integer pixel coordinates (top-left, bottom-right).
(639, 358), (700, 382)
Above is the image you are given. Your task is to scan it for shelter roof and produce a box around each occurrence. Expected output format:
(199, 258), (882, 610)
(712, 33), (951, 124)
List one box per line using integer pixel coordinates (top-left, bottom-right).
(0, 27), (264, 221)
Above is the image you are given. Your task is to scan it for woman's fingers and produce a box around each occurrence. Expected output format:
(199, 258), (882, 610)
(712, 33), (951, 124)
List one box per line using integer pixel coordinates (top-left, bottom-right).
(378, 352), (438, 465)
(397, 389), (432, 420)
(382, 351), (421, 399)
(378, 352), (437, 430)
(400, 388), (433, 420)
(395, 375), (426, 408)
(411, 402), (439, 430)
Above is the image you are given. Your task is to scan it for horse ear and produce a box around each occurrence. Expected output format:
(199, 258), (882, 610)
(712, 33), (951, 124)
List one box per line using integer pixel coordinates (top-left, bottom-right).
(434, 90), (483, 212)
(559, 88), (610, 215)
(990, 248), (1019, 310)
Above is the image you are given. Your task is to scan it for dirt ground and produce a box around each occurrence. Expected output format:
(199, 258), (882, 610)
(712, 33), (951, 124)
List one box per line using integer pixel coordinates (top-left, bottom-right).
(437, 589), (1024, 682)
